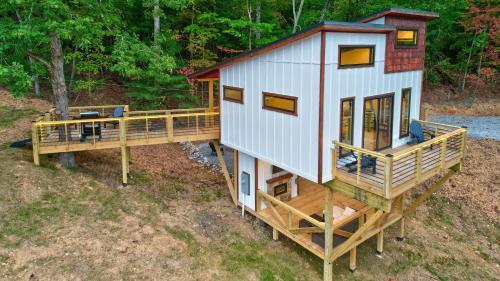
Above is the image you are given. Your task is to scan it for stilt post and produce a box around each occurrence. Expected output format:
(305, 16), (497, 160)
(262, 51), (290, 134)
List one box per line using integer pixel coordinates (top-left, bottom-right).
(32, 121), (40, 166)
(324, 186), (334, 281)
(119, 119), (128, 186)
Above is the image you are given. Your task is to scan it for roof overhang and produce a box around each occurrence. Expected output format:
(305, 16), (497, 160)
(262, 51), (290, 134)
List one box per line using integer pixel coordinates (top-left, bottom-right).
(188, 22), (395, 80)
(356, 8), (439, 23)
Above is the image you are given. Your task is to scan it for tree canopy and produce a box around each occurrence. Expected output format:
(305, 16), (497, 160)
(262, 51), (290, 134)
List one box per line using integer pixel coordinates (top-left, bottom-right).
(0, 0), (498, 107)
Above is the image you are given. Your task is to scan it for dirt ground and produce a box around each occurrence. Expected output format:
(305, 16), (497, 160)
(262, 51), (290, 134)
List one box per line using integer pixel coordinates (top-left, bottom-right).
(0, 89), (499, 281)
(422, 85), (500, 116)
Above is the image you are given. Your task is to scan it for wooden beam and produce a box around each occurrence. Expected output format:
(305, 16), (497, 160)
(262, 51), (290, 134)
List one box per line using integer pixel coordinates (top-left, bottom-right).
(323, 186), (334, 281)
(403, 168), (457, 216)
(213, 140), (238, 205)
(272, 228), (279, 240)
(329, 209), (384, 262)
(376, 229), (384, 254)
(119, 119), (128, 186)
(349, 247), (357, 272)
(323, 180), (391, 212)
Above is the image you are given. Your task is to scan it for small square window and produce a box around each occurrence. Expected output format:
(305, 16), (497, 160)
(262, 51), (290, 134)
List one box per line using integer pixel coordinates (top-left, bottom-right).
(396, 29), (418, 47)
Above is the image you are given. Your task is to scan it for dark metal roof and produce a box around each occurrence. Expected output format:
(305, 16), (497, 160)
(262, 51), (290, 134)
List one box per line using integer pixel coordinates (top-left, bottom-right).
(355, 7), (439, 23)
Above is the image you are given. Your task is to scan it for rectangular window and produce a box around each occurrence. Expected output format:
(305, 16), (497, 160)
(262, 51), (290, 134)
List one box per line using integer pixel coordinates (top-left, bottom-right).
(339, 46), (375, 68)
(262, 92), (298, 115)
(223, 85), (243, 104)
(400, 88), (411, 138)
(396, 29), (418, 46)
(340, 98), (355, 156)
(241, 171), (250, 196)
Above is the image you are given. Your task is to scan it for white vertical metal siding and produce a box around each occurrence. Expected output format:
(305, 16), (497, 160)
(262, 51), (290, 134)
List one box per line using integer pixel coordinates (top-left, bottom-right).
(322, 32), (423, 182)
(238, 151), (255, 210)
(221, 33), (322, 183)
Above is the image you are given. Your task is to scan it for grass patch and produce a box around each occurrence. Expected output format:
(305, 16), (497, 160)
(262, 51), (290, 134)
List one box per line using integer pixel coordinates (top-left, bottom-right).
(165, 226), (199, 255)
(390, 246), (424, 274)
(424, 196), (454, 226)
(0, 191), (87, 247)
(0, 106), (38, 128)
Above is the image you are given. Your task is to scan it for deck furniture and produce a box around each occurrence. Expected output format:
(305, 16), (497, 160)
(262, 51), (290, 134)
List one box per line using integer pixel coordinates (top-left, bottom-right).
(345, 152), (377, 175)
(104, 106), (124, 129)
(408, 120), (435, 145)
(78, 111), (102, 142)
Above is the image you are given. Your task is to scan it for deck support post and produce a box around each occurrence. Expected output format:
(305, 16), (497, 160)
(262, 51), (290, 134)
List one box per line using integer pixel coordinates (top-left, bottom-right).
(323, 186), (334, 281)
(213, 140), (238, 205)
(119, 119), (128, 186)
(376, 230), (384, 255)
(397, 194), (405, 241)
(32, 122), (40, 166)
(349, 247), (357, 272)
(272, 228), (279, 240)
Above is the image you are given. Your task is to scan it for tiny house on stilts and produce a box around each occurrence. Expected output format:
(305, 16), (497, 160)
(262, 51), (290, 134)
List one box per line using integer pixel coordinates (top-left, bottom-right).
(31, 8), (467, 281)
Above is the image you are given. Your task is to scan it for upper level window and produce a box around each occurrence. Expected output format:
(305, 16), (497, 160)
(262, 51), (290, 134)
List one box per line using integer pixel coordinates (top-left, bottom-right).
(396, 29), (418, 47)
(339, 46), (375, 68)
(223, 86), (244, 104)
(400, 88), (411, 138)
(262, 92), (298, 116)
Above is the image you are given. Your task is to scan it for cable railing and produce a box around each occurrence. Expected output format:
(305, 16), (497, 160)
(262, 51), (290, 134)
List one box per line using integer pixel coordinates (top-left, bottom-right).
(332, 120), (466, 199)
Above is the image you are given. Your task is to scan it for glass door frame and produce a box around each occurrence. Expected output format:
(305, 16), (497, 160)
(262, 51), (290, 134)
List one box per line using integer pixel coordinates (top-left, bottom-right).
(339, 97), (355, 157)
(362, 93), (395, 151)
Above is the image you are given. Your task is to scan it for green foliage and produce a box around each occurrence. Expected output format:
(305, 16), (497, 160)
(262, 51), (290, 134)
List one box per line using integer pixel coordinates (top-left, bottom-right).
(0, 63), (32, 97)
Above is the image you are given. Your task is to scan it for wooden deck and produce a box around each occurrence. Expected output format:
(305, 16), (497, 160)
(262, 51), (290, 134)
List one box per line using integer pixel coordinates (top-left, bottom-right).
(256, 179), (373, 259)
(33, 110), (220, 154)
(331, 120), (467, 201)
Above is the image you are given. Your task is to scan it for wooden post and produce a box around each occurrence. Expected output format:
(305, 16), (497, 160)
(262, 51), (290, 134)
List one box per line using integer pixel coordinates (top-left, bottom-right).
(208, 79), (215, 127)
(323, 186), (334, 281)
(272, 228), (279, 240)
(397, 194), (405, 241)
(213, 140), (238, 205)
(167, 116), (174, 139)
(415, 148), (423, 184)
(31, 122), (40, 166)
(126, 146), (131, 175)
(332, 144), (338, 179)
(440, 139), (447, 172)
(119, 119), (128, 186)
(287, 210), (293, 230)
(376, 229), (384, 255)
(384, 155), (393, 198)
(349, 247), (357, 272)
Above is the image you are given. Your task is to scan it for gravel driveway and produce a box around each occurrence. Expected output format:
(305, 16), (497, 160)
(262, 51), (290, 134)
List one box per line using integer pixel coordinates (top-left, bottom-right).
(430, 114), (500, 140)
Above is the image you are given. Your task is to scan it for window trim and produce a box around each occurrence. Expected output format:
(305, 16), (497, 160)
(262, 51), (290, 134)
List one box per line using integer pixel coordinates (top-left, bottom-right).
(361, 92), (395, 151)
(395, 28), (419, 48)
(241, 171), (250, 196)
(338, 45), (375, 69)
(223, 85), (244, 104)
(262, 92), (298, 116)
(399, 87), (412, 138)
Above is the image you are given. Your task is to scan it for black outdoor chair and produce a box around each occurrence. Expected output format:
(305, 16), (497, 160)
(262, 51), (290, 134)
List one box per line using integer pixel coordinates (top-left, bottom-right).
(104, 106), (124, 129)
(407, 120), (435, 146)
(79, 111), (102, 142)
(346, 152), (377, 175)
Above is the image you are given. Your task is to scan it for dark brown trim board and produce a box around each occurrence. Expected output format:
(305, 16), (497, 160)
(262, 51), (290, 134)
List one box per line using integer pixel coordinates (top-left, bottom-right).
(338, 45), (376, 69)
(266, 173), (293, 184)
(262, 92), (298, 116)
(223, 85), (244, 104)
(317, 31), (326, 184)
(339, 97), (355, 145)
(399, 87), (412, 138)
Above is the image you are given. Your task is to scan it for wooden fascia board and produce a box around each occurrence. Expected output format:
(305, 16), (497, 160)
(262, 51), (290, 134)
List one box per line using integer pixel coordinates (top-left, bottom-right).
(359, 11), (439, 23)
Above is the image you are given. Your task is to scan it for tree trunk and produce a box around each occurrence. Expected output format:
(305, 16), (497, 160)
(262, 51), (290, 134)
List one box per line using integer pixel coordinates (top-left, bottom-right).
(153, 0), (160, 43)
(255, 1), (261, 41)
(50, 31), (76, 168)
(292, 0), (305, 33)
(246, 0), (253, 50)
(460, 36), (475, 91)
(320, 0), (332, 22)
(28, 56), (41, 96)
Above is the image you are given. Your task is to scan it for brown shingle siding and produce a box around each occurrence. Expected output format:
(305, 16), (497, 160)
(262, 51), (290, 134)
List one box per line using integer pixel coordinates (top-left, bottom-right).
(384, 16), (426, 73)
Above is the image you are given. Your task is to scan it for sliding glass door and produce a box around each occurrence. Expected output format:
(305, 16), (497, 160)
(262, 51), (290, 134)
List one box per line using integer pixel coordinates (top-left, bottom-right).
(363, 94), (394, 151)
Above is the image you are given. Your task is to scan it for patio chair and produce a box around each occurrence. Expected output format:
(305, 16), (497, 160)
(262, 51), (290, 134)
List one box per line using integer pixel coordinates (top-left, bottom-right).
(407, 120), (435, 145)
(104, 106), (124, 129)
(346, 152), (377, 175)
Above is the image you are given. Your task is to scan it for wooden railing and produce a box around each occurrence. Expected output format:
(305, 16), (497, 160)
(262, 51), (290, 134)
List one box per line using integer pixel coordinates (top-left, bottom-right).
(257, 190), (326, 231)
(127, 106), (219, 117)
(32, 111), (220, 154)
(332, 120), (466, 199)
